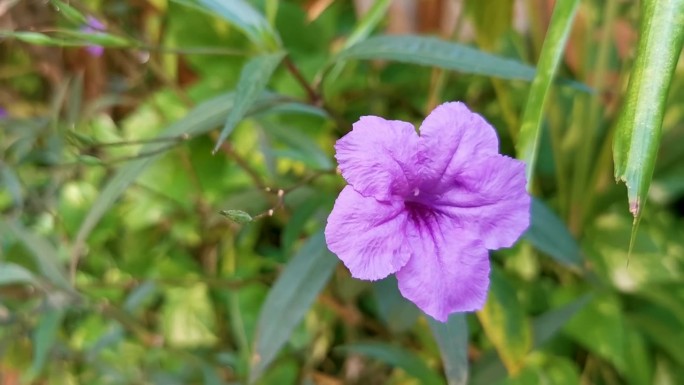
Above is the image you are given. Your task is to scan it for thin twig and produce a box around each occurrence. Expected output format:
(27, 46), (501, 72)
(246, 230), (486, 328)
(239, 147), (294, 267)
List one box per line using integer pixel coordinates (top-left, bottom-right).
(284, 55), (320, 105)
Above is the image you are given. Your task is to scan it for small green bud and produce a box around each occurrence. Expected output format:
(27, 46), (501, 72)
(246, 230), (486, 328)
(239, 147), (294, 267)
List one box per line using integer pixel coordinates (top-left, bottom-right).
(77, 155), (102, 165)
(219, 210), (253, 224)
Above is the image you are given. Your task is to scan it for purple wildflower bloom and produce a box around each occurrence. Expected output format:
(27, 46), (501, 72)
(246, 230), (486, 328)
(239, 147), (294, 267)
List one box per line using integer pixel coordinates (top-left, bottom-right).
(81, 16), (106, 57)
(324, 102), (530, 322)
(0, 108), (7, 119)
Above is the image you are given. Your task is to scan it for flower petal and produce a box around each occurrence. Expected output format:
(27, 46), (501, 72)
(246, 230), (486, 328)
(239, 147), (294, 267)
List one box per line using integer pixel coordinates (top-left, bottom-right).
(396, 212), (490, 322)
(325, 186), (412, 280)
(431, 155), (530, 250)
(418, 102), (498, 185)
(335, 116), (420, 201)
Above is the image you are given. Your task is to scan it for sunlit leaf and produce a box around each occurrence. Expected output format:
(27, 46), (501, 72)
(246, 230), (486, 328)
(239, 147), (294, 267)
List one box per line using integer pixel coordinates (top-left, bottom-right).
(477, 268), (531, 375)
(162, 283), (217, 347)
(613, 0), (684, 216)
(249, 232), (337, 383)
(212, 52), (286, 153)
(516, 0), (580, 187)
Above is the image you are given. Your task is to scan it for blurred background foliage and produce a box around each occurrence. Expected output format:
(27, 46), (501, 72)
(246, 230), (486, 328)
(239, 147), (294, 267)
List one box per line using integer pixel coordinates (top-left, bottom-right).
(1, 0), (684, 384)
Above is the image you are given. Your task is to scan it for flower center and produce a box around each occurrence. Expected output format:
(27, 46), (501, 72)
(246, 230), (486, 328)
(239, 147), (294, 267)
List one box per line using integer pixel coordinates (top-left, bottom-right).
(404, 200), (435, 222)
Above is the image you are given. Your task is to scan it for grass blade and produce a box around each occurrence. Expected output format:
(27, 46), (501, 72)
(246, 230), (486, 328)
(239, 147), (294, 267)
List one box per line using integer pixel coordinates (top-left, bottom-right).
(212, 52), (285, 153)
(613, 0), (684, 217)
(516, 0), (580, 188)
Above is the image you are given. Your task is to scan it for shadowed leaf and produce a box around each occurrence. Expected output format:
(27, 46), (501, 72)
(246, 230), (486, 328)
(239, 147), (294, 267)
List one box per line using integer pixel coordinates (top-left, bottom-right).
(429, 314), (469, 385)
(249, 232), (337, 383)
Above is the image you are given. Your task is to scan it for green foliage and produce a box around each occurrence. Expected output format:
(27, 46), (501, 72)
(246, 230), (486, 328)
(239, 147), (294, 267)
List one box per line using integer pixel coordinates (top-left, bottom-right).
(2, 0), (684, 384)
(516, 0), (580, 186)
(613, 0), (684, 216)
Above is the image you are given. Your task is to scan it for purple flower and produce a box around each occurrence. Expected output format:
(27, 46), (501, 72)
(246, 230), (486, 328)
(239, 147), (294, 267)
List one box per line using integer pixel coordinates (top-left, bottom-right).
(0, 108), (7, 119)
(324, 102), (530, 322)
(81, 16), (106, 57)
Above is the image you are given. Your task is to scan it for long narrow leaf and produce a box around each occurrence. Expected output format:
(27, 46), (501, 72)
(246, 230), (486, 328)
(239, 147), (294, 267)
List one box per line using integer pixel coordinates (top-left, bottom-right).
(336, 35), (536, 81)
(613, 0), (684, 216)
(516, 0), (580, 187)
(249, 232), (337, 383)
(171, 0), (281, 51)
(428, 314), (469, 385)
(343, 0), (392, 49)
(1, 221), (72, 292)
(212, 52), (285, 153)
(524, 198), (582, 268)
(75, 93), (311, 250)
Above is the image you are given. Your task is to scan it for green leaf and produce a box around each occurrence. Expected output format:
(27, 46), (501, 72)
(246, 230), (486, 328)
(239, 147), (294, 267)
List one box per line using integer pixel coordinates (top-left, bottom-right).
(23, 308), (66, 382)
(262, 124), (334, 170)
(249, 232), (337, 383)
(336, 35), (536, 81)
(281, 194), (326, 252)
(212, 52), (286, 153)
(613, 0), (684, 216)
(467, 0), (514, 48)
(343, 0), (392, 49)
(0, 263), (36, 286)
(373, 276), (420, 333)
(162, 283), (217, 347)
(56, 30), (132, 47)
(0, 162), (23, 208)
(75, 92), (304, 248)
(516, 0), (580, 188)
(565, 294), (628, 372)
(219, 209), (253, 224)
(428, 314), (469, 385)
(0, 221), (73, 292)
(524, 198), (582, 268)
(5, 31), (69, 46)
(477, 268), (531, 375)
(338, 343), (446, 385)
(532, 294), (591, 348)
(50, 0), (88, 24)
(171, 0), (281, 51)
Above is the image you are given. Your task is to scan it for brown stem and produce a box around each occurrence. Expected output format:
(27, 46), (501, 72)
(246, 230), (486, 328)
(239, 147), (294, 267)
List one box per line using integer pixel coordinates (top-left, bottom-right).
(284, 55), (320, 105)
